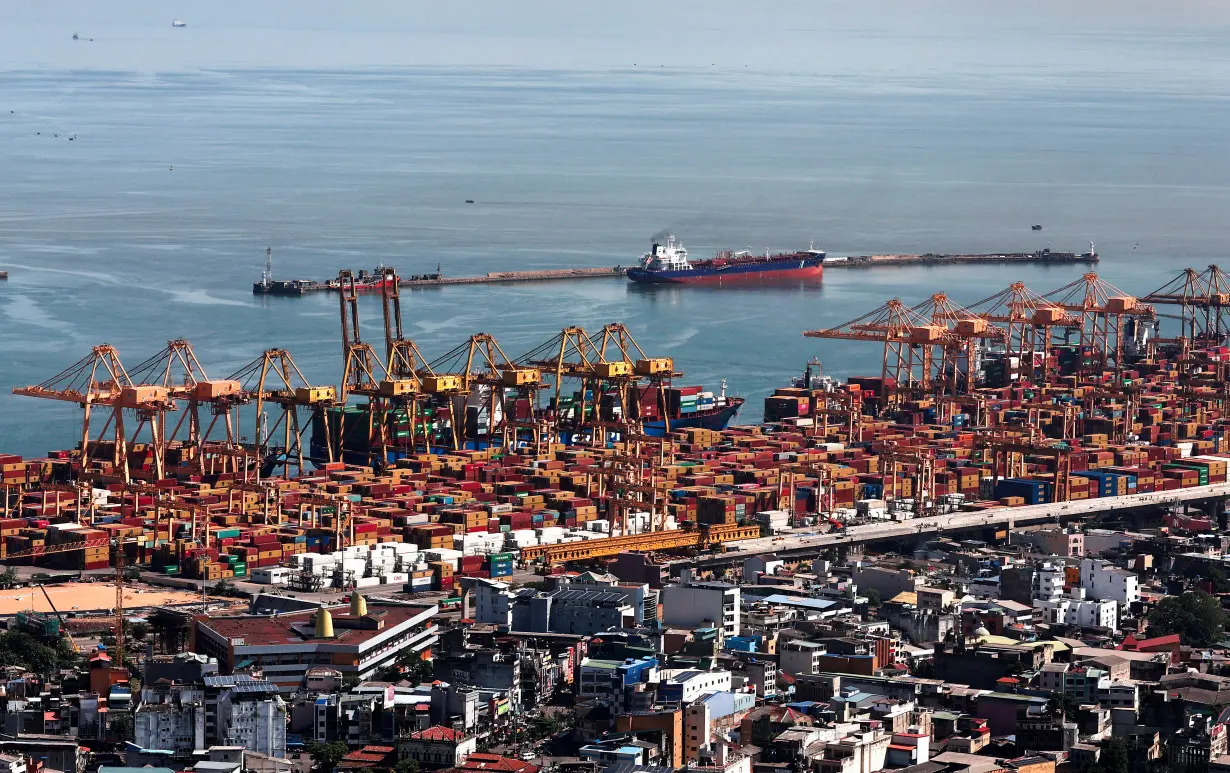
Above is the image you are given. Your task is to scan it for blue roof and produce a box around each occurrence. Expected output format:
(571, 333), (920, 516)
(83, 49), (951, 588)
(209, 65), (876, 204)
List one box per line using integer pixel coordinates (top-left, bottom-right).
(832, 691), (876, 703)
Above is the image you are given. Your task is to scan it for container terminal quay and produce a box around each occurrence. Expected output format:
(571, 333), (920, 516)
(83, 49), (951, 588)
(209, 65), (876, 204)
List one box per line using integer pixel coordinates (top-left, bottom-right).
(1, 262), (1228, 622)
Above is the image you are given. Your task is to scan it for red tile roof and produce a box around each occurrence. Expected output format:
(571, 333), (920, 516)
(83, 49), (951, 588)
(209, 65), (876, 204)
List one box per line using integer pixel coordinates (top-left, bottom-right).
(410, 726), (465, 742)
(452, 753), (537, 773)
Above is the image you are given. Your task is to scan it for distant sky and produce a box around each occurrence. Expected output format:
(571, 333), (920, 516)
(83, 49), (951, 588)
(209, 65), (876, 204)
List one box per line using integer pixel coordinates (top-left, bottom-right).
(2, 0), (1230, 81)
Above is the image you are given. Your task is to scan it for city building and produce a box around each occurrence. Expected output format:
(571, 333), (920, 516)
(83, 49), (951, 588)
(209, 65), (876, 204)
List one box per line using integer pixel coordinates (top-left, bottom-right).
(193, 601), (439, 692)
(661, 575), (741, 640)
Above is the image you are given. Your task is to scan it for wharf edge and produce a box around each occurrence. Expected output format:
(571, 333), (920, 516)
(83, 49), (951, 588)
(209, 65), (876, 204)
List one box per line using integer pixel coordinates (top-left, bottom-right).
(252, 248), (1098, 295)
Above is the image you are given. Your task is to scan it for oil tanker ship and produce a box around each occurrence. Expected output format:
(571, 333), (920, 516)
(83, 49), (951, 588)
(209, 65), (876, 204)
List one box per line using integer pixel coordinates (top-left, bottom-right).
(626, 235), (825, 284)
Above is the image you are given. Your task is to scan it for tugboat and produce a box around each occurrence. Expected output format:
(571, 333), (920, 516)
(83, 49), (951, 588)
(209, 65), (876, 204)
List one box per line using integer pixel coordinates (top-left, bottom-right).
(627, 235), (824, 284)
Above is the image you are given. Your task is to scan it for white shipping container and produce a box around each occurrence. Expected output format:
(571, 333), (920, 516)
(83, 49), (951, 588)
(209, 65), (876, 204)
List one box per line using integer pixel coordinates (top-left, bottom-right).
(380, 572), (409, 584)
(354, 576), (381, 588)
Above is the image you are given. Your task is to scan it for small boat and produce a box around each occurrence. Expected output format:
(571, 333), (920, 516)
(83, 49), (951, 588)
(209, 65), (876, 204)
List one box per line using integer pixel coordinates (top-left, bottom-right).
(172, 19), (187, 28)
(1031, 224), (1043, 231)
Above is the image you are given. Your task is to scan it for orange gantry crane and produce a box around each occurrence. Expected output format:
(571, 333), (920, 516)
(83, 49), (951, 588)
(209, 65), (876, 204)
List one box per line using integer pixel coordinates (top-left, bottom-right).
(804, 298), (946, 404)
(1042, 272), (1155, 374)
(1142, 265), (1230, 345)
(423, 333), (540, 450)
(910, 293), (1007, 397)
(377, 267), (436, 454)
(973, 430), (1073, 503)
(228, 349), (338, 479)
(125, 339), (253, 478)
(13, 345), (175, 483)
(965, 282), (1082, 385)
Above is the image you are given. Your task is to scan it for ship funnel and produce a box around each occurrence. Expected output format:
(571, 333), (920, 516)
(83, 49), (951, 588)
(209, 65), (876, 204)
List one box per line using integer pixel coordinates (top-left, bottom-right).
(350, 590), (367, 617)
(315, 607), (335, 638)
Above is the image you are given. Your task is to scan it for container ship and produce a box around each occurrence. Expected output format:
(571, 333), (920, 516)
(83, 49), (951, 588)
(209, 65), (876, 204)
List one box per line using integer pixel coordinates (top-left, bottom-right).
(626, 235), (825, 284)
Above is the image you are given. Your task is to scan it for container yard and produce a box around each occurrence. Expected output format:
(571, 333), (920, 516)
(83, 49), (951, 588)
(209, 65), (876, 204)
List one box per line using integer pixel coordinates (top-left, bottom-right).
(2, 265), (1230, 609)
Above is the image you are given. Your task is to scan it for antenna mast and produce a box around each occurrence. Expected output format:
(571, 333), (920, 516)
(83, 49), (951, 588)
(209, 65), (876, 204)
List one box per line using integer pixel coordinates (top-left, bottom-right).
(262, 248), (273, 287)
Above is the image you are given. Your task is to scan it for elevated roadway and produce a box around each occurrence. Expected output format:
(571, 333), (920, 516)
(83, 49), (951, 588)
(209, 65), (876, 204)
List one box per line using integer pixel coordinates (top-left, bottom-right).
(669, 481), (1230, 571)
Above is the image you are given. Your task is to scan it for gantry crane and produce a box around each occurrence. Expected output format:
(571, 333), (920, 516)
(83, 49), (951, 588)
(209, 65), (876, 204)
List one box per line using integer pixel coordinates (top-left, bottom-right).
(804, 299), (943, 404)
(1142, 265), (1230, 345)
(13, 345), (176, 483)
(1043, 272), (1155, 374)
(423, 334), (540, 450)
(125, 339), (251, 477)
(592, 323), (676, 441)
(965, 282), (1082, 386)
(377, 267), (437, 455)
(910, 293), (1007, 397)
(519, 327), (605, 445)
(879, 442), (938, 518)
(228, 349), (338, 479)
(973, 430), (1073, 503)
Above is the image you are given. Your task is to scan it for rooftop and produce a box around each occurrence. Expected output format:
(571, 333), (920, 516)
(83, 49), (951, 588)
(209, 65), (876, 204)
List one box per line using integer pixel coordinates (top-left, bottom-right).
(198, 602), (434, 648)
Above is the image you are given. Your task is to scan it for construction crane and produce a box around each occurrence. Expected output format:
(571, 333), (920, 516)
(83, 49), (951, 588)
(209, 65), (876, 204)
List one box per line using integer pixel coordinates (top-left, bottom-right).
(228, 349), (338, 478)
(1142, 265), (1230, 345)
(3, 537), (139, 666)
(35, 583), (80, 653)
(1043, 272), (1155, 375)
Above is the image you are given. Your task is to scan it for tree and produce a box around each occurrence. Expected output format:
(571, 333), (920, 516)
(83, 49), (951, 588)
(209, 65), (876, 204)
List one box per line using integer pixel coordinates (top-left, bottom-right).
(1047, 692), (1080, 720)
(307, 741), (349, 772)
(1148, 590), (1227, 646)
(0, 567), (18, 589)
(211, 578), (247, 598)
(394, 760), (420, 773)
(110, 713), (133, 741)
(1099, 736), (1129, 773)
(129, 621), (149, 641)
(0, 630), (77, 676)
(864, 588), (882, 607)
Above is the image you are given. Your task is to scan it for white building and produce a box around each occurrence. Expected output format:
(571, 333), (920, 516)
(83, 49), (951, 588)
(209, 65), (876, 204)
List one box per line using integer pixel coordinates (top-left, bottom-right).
(0, 754), (27, 773)
(204, 675), (288, 759)
(779, 640), (829, 678)
(1080, 558), (1141, 612)
(1035, 563), (1067, 601)
(1036, 588), (1118, 631)
(469, 578), (515, 627)
(134, 683), (207, 755)
(661, 573), (741, 639)
(658, 669), (733, 704)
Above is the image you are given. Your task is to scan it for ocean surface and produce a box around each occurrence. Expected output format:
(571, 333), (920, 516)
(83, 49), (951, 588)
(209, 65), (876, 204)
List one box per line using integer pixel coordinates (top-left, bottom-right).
(2, 3), (1229, 457)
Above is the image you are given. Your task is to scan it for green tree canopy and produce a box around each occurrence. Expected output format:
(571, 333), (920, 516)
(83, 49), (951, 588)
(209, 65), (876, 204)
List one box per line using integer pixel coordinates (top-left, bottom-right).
(306, 741), (349, 772)
(1147, 590), (1227, 647)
